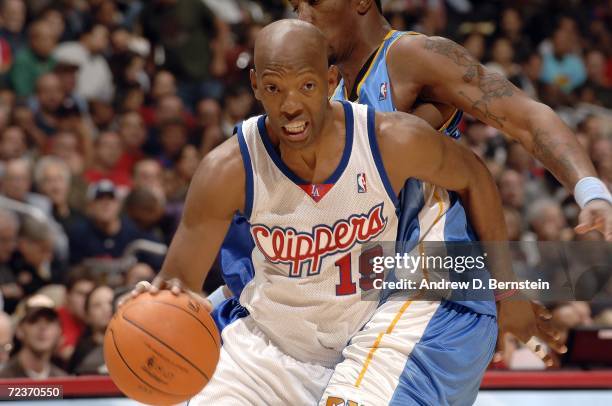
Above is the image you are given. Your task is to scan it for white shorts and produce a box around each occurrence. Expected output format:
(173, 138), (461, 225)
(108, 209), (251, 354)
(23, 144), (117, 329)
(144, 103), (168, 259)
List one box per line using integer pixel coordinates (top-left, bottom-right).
(189, 316), (334, 405)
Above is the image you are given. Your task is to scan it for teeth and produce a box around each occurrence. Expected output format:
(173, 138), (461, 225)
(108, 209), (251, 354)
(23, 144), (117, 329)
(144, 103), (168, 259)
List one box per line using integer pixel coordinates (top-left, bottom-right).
(284, 121), (306, 134)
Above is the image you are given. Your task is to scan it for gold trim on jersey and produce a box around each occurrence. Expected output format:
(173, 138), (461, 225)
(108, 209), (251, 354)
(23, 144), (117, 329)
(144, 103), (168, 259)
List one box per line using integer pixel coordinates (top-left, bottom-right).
(354, 30), (397, 102)
(437, 108), (461, 132)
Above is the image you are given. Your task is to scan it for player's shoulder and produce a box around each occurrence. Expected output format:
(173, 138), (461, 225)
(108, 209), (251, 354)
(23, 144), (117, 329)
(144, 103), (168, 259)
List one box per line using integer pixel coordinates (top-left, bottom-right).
(386, 32), (428, 61)
(374, 110), (429, 148)
(387, 33), (464, 69)
(184, 135), (245, 219)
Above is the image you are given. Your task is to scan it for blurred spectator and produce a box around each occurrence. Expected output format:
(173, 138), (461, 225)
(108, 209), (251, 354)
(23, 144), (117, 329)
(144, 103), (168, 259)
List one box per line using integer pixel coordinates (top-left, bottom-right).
(89, 99), (116, 132)
(497, 8), (531, 62)
(68, 284), (113, 375)
(194, 98), (224, 156)
(503, 206), (523, 242)
(174, 144), (200, 186)
(39, 7), (66, 43)
(462, 32), (485, 62)
(132, 158), (165, 199)
(116, 111), (146, 174)
(0, 209), (20, 312)
(0, 294), (66, 378)
(510, 52), (544, 101)
(498, 169), (527, 215)
(34, 156), (86, 232)
(56, 268), (95, 364)
(0, 0), (27, 55)
(68, 180), (158, 265)
(0, 126), (27, 161)
(9, 20), (58, 97)
(140, 0), (228, 107)
(486, 37), (520, 78)
(54, 23), (114, 103)
(12, 103), (46, 150)
(83, 131), (131, 190)
(31, 72), (65, 137)
(1, 158), (52, 216)
(220, 85), (254, 138)
(124, 262), (155, 287)
(140, 70), (178, 126)
(7, 217), (56, 304)
(527, 199), (572, 241)
(158, 118), (188, 167)
(49, 130), (88, 179)
(53, 61), (88, 115)
(0, 310), (13, 369)
(583, 50), (612, 108)
(124, 187), (165, 239)
(540, 28), (587, 93)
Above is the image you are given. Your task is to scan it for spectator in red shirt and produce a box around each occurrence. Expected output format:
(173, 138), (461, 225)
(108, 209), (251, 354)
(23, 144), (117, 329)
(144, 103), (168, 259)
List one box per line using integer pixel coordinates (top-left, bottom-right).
(83, 131), (131, 192)
(116, 111), (146, 174)
(56, 268), (95, 364)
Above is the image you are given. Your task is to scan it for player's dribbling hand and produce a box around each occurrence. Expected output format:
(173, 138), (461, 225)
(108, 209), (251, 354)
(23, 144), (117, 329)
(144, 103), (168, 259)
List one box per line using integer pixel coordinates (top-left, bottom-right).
(118, 278), (212, 312)
(495, 299), (567, 368)
(575, 199), (612, 241)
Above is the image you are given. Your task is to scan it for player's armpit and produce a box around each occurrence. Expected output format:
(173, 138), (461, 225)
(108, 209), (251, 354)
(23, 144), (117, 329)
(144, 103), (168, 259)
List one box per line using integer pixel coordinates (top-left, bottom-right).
(410, 101), (445, 130)
(158, 137), (246, 294)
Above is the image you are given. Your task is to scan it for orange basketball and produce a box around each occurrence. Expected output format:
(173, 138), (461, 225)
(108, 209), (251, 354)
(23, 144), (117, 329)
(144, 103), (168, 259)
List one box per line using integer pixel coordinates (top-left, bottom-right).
(103, 290), (220, 406)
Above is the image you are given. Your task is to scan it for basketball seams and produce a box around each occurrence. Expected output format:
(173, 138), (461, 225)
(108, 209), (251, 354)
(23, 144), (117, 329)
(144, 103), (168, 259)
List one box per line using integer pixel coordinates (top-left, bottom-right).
(121, 313), (213, 381)
(108, 327), (194, 399)
(131, 299), (222, 348)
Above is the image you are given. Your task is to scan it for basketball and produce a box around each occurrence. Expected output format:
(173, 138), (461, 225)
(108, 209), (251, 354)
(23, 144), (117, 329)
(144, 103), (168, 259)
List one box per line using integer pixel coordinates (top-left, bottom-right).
(103, 290), (220, 406)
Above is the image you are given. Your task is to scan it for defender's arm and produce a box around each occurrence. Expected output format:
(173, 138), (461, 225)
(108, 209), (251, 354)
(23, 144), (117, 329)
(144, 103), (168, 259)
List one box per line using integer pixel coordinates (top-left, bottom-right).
(388, 35), (596, 190)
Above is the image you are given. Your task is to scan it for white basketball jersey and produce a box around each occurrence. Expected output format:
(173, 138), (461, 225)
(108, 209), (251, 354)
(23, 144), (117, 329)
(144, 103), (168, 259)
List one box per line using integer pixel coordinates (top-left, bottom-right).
(236, 101), (399, 367)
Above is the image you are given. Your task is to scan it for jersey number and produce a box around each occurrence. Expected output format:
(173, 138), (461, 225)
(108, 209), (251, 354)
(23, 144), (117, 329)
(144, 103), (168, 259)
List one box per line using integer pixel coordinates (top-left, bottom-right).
(335, 245), (383, 296)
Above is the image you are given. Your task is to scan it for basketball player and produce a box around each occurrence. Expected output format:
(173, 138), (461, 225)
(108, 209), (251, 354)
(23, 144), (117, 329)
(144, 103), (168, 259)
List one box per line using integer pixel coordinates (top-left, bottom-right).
(130, 20), (510, 404)
(212, 0), (612, 368)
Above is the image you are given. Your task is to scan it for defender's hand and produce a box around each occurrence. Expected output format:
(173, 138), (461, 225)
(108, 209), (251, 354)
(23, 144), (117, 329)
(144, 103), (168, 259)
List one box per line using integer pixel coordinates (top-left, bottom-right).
(495, 299), (566, 367)
(575, 199), (612, 241)
(118, 278), (212, 312)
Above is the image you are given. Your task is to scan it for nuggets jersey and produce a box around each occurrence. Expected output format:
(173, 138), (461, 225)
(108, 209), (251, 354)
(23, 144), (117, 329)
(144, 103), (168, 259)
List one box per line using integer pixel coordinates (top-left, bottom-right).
(332, 30), (495, 316)
(235, 101), (399, 367)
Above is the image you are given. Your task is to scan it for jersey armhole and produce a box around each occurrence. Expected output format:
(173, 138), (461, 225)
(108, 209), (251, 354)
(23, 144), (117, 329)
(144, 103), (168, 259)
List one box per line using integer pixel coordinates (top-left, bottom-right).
(236, 123), (254, 219)
(366, 106), (399, 208)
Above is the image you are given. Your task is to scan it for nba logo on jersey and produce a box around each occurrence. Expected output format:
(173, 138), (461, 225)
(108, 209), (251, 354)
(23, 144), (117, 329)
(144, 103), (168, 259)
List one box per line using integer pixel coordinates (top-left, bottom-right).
(357, 173), (367, 193)
(378, 82), (388, 101)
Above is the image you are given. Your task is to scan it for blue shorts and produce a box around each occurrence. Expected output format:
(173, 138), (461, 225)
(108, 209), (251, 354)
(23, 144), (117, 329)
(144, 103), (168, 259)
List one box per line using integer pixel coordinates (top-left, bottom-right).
(320, 300), (497, 406)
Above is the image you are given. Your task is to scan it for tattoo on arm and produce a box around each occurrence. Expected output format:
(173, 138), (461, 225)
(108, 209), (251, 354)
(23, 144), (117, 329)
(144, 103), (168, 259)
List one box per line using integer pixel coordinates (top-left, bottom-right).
(424, 37), (516, 128)
(532, 128), (576, 184)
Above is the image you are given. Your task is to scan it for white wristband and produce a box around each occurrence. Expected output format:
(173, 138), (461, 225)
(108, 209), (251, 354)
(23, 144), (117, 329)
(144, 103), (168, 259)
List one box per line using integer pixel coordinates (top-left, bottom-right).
(574, 177), (612, 209)
(207, 286), (228, 309)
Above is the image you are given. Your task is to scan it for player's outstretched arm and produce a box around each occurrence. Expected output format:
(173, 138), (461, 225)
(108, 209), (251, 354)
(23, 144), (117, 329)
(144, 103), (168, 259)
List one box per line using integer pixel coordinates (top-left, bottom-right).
(124, 138), (245, 306)
(388, 35), (612, 240)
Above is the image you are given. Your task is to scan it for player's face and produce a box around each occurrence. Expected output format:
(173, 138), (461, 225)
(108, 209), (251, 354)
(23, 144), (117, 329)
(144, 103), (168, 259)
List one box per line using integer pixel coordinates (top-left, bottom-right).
(252, 65), (332, 149)
(291, 0), (354, 64)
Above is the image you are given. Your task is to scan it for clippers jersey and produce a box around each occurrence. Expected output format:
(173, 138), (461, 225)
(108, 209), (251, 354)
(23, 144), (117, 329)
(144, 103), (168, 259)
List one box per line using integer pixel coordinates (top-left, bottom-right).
(236, 102), (399, 367)
(332, 30), (495, 316)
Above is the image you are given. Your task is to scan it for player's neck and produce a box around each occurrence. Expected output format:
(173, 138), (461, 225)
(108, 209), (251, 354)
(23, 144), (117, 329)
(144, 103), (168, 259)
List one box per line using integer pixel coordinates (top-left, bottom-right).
(338, 17), (391, 95)
(277, 104), (342, 183)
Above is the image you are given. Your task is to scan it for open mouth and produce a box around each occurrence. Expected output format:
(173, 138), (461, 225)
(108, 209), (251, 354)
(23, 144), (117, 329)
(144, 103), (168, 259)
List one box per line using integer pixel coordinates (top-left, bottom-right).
(282, 121), (309, 142)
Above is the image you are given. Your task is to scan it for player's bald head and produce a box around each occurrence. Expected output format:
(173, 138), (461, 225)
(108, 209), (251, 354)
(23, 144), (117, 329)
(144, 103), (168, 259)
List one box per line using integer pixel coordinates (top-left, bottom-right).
(254, 20), (328, 76)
